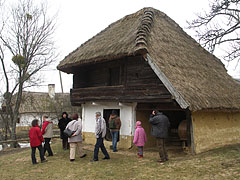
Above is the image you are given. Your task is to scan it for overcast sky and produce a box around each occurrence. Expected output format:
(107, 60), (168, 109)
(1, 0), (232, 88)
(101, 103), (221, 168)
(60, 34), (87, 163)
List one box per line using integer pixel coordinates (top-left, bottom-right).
(3, 0), (240, 93)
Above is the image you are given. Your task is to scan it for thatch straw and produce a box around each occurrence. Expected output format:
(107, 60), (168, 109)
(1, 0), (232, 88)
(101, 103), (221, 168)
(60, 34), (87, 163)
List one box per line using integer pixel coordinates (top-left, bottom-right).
(57, 7), (240, 111)
(19, 92), (78, 113)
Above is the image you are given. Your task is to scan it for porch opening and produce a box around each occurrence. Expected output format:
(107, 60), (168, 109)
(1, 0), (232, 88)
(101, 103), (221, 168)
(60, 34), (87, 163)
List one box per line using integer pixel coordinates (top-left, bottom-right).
(136, 110), (189, 151)
(103, 109), (120, 141)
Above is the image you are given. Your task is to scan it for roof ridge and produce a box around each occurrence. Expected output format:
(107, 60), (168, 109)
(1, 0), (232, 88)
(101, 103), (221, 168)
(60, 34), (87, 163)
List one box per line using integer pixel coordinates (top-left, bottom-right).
(135, 8), (155, 54)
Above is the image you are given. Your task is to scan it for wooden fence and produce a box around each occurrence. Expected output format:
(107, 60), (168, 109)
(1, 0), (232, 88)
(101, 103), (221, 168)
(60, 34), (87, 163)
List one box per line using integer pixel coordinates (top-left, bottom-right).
(0, 135), (60, 144)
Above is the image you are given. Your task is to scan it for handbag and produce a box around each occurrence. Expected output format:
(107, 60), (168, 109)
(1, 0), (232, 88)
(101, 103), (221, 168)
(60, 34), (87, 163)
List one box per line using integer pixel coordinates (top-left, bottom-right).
(63, 120), (77, 137)
(63, 128), (75, 138)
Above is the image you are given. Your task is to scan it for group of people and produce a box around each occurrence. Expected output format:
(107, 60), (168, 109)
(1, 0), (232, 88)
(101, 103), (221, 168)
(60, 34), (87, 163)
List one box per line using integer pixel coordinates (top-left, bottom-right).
(29, 115), (54, 164)
(29, 109), (170, 164)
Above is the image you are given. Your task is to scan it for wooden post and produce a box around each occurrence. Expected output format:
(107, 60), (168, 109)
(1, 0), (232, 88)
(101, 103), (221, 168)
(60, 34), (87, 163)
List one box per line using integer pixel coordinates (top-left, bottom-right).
(186, 109), (191, 146)
(186, 109), (196, 154)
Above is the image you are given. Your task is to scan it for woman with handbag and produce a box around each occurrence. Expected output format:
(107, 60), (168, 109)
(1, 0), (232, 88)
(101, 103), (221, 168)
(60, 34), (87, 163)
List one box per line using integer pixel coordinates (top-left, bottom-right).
(65, 113), (87, 162)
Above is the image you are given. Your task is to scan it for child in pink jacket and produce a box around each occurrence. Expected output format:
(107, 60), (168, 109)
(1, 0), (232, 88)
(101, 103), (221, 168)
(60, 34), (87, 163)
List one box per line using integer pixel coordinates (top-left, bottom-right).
(133, 121), (147, 158)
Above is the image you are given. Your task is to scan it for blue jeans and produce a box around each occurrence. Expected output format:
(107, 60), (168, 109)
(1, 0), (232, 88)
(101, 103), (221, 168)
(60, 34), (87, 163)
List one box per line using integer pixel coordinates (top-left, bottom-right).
(111, 131), (119, 151)
(93, 137), (110, 160)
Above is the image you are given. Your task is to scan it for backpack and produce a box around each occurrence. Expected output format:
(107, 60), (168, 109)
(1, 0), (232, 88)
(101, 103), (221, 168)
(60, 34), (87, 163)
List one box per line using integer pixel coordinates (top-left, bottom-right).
(109, 117), (117, 129)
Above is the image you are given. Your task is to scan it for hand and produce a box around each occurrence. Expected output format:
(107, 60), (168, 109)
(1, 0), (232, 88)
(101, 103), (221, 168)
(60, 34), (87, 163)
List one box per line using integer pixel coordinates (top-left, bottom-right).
(72, 134), (76, 137)
(152, 111), (155, 115)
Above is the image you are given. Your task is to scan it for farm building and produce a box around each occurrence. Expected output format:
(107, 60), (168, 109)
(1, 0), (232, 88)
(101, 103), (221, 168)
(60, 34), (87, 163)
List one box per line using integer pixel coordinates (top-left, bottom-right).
(14, 85), (81, 127)
(57, 7), (240, 154)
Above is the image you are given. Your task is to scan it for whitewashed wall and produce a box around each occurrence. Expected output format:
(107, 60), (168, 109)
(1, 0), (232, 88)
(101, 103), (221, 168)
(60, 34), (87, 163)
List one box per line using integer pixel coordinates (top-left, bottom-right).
(82, 102), (137, 136)
(17, 113), (59, 127)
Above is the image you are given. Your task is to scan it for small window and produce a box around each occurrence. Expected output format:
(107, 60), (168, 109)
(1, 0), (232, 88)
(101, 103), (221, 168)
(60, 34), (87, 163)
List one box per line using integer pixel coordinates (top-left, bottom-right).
(109, 67), (120, 86)
(103, 109), (120, 141)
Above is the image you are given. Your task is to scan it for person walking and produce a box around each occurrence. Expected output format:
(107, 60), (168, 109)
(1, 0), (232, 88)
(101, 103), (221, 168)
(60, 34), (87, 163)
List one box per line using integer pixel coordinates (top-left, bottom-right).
(29, 119), (47, 164)
(108, 110), (121, 152)
(133, 121), (147, 158)
(149, 110), (170, 163)
(91, 112), (110, 162)
(58, 112), (72, 150)
(42, 115), (54, 157)
(66, 113), (86, 162)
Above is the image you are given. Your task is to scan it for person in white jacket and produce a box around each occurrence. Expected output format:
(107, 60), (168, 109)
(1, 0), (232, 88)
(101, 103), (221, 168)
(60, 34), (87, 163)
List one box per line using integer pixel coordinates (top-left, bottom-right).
(90, 112), (110, 162)
(66, 113), (86, 162)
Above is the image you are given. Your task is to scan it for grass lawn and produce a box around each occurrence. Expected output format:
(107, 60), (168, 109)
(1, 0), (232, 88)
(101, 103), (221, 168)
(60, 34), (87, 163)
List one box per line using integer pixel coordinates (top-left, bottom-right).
(0, 139), (240, 180)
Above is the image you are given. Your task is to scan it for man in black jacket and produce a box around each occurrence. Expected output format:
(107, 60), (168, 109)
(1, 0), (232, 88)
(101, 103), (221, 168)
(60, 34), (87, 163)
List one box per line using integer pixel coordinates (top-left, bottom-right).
(149, 110), (170, 163)
(58, 112), (72, 150)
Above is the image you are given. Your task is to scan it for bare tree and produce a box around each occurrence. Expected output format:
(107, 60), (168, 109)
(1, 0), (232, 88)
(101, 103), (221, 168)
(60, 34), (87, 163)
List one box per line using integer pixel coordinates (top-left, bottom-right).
(188, 0), (240, 64)
(0, 0), (57, 147)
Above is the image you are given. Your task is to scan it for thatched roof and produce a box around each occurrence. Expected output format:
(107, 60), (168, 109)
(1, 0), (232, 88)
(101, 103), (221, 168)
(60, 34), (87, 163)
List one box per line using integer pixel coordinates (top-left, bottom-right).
(19, 91), (80, 114)
(57, 7), (240, 111)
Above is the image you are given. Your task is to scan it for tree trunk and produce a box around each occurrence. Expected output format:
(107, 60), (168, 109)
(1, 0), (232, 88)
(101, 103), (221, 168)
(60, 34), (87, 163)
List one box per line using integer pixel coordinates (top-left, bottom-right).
(10, 82), (24, 148)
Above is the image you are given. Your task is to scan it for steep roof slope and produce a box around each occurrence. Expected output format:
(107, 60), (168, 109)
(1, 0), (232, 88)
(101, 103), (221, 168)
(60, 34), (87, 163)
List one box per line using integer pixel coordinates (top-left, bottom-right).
(57, 7), (240, 111)
(147, 10), (240, 111)
(57, 10), (144, 72)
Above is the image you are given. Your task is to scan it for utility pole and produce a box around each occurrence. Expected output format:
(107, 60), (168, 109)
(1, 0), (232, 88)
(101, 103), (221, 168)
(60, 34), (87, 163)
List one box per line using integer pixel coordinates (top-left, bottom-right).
(59, 70), (64, 93)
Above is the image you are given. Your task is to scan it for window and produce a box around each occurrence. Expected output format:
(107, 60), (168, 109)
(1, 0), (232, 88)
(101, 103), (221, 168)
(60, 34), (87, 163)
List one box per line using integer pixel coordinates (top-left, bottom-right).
(103, 109), (120, 141)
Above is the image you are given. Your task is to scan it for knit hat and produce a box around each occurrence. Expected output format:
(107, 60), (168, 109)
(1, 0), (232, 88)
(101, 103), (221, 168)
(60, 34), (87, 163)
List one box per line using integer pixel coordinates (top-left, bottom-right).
(111, 110), (118, 115)
(136, 121), (142, 127)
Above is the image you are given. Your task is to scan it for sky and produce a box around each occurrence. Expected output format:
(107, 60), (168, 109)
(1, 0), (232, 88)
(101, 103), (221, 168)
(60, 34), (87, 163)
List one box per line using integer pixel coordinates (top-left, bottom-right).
(2, 0), (240, 93)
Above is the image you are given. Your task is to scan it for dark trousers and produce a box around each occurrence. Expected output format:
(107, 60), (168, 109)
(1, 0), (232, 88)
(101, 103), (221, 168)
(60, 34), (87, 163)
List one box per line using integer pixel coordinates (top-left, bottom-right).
(31, 145), (45, 164)
(62, 136), (69, 150)
(44, 138), (53, 156)
(93, 137), (110, 160)
(157, 138), (168, 161)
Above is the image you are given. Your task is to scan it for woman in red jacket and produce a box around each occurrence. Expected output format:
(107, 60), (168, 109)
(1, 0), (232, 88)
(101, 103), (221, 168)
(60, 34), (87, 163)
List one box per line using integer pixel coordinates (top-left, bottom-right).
(29, 119), (47, 164)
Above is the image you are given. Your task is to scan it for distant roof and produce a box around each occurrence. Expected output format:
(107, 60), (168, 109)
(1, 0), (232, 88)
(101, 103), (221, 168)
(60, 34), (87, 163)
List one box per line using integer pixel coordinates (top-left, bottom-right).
(19, 91), (80, 114)
(57, 7), (240, 111)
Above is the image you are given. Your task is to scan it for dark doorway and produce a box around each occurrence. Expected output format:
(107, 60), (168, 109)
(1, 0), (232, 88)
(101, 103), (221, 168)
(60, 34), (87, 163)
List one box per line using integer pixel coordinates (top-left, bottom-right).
(136, 110), (187, 150)
(103, 109), (120, 141)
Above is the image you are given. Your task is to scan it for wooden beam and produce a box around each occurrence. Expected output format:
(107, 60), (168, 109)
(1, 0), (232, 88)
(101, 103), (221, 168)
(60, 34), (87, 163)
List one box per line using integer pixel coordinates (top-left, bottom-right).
(145, 54), (189, 109)
(137, 103), (183, 111)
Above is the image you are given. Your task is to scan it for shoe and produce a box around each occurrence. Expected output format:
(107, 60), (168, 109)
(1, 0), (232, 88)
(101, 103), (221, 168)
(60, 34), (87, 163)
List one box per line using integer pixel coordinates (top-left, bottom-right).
(157, 160), (165, 163)
(70, 159), (75, 162)
(90, 159), (98, 162)
(113, 150), (118, 152)
(32, 162), (38, 165)
(41, 159), (48, 163)
(102, 157), (110, 160)
(138, 155), (143, 158)
(47, 154), (53, 157)
(80, 154), (87, 158)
